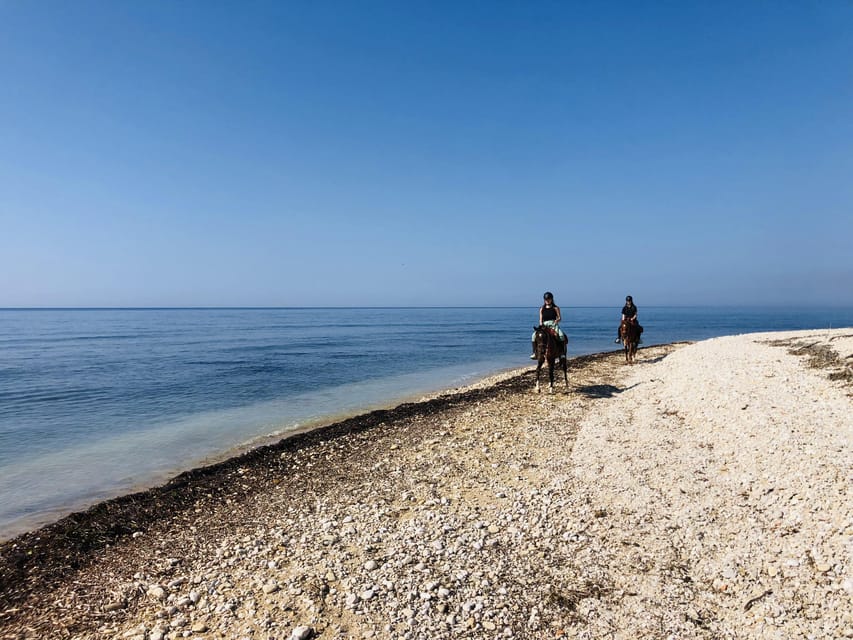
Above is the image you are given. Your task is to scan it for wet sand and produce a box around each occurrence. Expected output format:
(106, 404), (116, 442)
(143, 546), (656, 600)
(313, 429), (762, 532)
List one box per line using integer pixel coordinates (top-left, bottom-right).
(1, 329), (851, 639)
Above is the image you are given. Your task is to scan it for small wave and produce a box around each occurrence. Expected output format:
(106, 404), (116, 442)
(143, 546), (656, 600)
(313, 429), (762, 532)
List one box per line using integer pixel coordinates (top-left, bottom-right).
(0, 386), (110, 408)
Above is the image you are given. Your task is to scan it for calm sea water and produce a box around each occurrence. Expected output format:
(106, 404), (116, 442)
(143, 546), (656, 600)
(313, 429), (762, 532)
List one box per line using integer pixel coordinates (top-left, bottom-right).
(1, 306), (852, 540)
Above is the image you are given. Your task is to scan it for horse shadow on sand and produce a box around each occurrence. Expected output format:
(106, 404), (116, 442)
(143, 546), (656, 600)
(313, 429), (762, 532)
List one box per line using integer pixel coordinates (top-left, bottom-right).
(577, 381), (642, 399)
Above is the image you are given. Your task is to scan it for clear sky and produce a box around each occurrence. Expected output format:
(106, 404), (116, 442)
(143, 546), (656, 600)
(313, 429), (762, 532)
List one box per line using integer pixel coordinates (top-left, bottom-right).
(1, 1), (851, 308)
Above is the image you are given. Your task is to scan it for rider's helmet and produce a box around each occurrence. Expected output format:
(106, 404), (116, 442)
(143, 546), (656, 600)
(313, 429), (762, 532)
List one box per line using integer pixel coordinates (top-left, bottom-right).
(544, 291), (554, 301)
(626, 295), (633, 303)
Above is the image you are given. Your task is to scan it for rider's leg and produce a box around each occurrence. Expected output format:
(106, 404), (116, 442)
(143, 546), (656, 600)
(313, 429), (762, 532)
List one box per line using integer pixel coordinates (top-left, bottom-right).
(554, 326), (567, 357)
(530, 340), (536, 359)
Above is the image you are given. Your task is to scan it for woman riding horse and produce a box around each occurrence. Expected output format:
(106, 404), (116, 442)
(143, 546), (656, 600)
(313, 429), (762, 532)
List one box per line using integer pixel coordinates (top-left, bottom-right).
(615, 295), (641, 344)
(531, 292), (567, 359)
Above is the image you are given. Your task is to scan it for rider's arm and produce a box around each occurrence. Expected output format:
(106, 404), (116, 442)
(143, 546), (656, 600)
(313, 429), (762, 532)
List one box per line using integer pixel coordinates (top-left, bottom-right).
(539, 306), (544, 325)
(554, 305), (562, 323)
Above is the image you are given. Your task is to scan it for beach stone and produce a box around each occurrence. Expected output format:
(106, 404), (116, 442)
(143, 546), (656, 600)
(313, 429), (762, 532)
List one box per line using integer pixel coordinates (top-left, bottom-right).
(169, 615), (187, 629)
(364, 560), (379, 571)
(147, 586), (167, 601)
(290, 626), (313, 640)
(345, 593), (360, 607)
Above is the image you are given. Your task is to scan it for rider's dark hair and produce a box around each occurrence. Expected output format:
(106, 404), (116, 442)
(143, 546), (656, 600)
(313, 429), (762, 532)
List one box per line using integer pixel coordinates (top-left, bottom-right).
(544, 291), (554, 300)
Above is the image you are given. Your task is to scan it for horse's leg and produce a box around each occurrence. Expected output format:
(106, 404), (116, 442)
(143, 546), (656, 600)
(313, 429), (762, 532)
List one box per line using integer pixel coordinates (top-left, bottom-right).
(535, 359), (542, 393)
(548, 358), (555, 392)
(561, 356), (569, 388)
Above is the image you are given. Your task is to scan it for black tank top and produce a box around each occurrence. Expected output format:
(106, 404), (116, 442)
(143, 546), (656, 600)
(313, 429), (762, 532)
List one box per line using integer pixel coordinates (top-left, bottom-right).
(541, 305), (557, 322)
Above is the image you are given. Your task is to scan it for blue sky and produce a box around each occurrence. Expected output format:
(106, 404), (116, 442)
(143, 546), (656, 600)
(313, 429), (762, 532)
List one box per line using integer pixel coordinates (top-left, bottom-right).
(1, 1), (851, 307)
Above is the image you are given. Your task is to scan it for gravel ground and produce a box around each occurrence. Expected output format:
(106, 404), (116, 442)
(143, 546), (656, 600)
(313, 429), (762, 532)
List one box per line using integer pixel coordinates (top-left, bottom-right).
(1, 329), (851, 640)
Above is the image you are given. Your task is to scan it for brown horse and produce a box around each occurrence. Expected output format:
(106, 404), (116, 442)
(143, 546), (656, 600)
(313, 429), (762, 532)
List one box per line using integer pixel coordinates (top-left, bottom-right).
(533, 325), (568, 393)
(619, 318), (640, 364)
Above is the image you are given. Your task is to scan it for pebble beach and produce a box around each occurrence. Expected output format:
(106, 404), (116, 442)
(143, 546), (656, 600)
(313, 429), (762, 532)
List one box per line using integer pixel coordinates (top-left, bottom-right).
(1, 328), (851, 639)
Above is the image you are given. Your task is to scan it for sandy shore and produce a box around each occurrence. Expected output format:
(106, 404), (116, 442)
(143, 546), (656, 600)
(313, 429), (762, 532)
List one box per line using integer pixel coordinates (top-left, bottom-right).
(1, 329), (851, 639)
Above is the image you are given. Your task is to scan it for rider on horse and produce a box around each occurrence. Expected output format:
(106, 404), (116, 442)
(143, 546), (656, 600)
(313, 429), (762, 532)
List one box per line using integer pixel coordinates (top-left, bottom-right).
(615, 295), (641, 343)
(531, 291), (568, 358)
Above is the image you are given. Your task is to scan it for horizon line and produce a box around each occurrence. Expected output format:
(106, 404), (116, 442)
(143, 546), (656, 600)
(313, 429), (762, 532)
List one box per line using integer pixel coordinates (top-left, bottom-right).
(3, 304), (853, 311)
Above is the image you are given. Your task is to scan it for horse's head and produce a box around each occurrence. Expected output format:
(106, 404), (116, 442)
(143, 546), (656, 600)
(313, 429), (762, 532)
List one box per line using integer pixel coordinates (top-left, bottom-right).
(533, 325), (547, 353)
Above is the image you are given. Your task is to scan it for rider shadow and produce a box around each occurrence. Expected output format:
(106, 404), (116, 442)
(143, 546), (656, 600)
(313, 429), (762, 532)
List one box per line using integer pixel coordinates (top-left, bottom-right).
(576, 382), (642, 399)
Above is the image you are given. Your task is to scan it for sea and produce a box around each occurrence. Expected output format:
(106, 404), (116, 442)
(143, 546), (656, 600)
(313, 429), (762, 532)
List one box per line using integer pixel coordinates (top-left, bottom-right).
(2, 306), (852, 540)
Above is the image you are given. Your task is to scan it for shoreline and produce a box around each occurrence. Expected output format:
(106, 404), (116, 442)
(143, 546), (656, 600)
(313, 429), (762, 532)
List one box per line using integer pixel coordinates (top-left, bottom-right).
(0, 353), (601, 590)
(0, 349), (608, 543)
(1, 329), (851, 639)
(0, 360), (534, 544)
